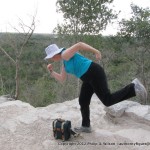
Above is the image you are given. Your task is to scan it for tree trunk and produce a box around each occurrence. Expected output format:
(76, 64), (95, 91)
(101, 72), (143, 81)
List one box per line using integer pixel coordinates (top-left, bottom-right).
(0, 74), (4, 95)
(15, 59), (19, 100)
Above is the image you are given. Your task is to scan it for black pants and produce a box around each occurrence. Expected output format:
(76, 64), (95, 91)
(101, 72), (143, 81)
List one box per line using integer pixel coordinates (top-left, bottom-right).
(79, 62), (136, 127)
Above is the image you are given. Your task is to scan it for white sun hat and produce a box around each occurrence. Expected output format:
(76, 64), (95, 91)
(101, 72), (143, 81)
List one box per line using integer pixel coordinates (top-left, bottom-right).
(44, 44), (64, 60)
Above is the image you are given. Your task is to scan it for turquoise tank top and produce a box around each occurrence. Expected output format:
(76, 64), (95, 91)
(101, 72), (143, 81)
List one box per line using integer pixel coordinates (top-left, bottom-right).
(63, 52), (92, 78)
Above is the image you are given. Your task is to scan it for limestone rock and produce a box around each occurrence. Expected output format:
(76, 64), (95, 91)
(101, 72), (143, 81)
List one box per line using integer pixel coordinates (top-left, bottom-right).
(0, 95), (150, 150)
(125, 105), (150, 125)
(104, 100), (140, 117)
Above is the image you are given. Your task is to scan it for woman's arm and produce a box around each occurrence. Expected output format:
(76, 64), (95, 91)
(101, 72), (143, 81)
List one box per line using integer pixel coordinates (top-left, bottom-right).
(47, 64), (67, 83)
(61, 42), (101, 61)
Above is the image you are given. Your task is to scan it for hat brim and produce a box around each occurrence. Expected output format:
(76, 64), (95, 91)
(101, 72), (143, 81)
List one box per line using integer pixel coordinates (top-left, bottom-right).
(44, 48), (64, 60)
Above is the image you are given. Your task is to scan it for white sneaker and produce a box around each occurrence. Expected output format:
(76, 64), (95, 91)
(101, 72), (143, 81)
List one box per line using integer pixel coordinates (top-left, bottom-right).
(132, 78), (147, 102)
(74, 126), (92, 133)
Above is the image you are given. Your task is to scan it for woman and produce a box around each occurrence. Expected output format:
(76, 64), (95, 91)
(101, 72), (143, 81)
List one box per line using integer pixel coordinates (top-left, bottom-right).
(44, 42), (147, 133)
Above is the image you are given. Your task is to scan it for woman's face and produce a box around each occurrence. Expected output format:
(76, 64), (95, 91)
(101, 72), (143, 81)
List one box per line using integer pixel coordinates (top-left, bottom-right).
(49, 54), (62, 62)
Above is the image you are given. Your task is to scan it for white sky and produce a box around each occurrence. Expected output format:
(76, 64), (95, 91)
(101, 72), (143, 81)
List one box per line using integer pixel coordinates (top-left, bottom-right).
(0, 0), (150, 35)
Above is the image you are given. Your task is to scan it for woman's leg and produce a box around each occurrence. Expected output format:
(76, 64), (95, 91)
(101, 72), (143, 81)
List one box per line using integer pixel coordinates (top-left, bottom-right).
(84, 62), (136, 107)
(79, 82), (94, 127)
(90, 63), (136, 106)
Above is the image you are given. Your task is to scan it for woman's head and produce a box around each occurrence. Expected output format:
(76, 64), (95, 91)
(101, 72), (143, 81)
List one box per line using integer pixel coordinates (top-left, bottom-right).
(44, 44), (64, 61)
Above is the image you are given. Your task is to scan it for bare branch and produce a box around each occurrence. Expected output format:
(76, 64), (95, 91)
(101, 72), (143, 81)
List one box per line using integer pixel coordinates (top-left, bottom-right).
(18, 18), (26, 33)
(8, 23), (21, 33)
(7, 33), (19, 55)
(18, 15), (36, 57)
(0, 46), (16, 65)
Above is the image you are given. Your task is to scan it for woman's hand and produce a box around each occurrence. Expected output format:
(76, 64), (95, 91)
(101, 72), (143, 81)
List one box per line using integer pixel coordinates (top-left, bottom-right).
(47, 64), (53, 73)
(95, 50), (101, 60)
(47, 64), (67, 83)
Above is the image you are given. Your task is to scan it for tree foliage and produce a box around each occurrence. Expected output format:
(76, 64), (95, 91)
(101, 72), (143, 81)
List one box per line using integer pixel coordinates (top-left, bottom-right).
(55, 0), (117, 34)
(119, 4), (150, 40)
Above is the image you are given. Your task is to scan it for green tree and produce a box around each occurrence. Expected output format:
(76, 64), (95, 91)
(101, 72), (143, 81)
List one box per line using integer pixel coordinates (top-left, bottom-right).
(55, 0), (117, 35)
(118, 4), (150, 40)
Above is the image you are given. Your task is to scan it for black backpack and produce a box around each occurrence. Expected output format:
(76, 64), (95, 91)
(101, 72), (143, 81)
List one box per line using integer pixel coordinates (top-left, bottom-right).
(52, 118), (79, 141)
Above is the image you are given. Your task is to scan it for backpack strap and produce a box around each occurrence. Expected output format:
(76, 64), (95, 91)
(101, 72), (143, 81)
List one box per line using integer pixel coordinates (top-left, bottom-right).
(70, 129), (80, 137)
(61, 122), (65, 141)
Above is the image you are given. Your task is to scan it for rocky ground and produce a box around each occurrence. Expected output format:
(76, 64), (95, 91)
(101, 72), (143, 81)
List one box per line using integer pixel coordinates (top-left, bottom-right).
(0, 94), (150, 150)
